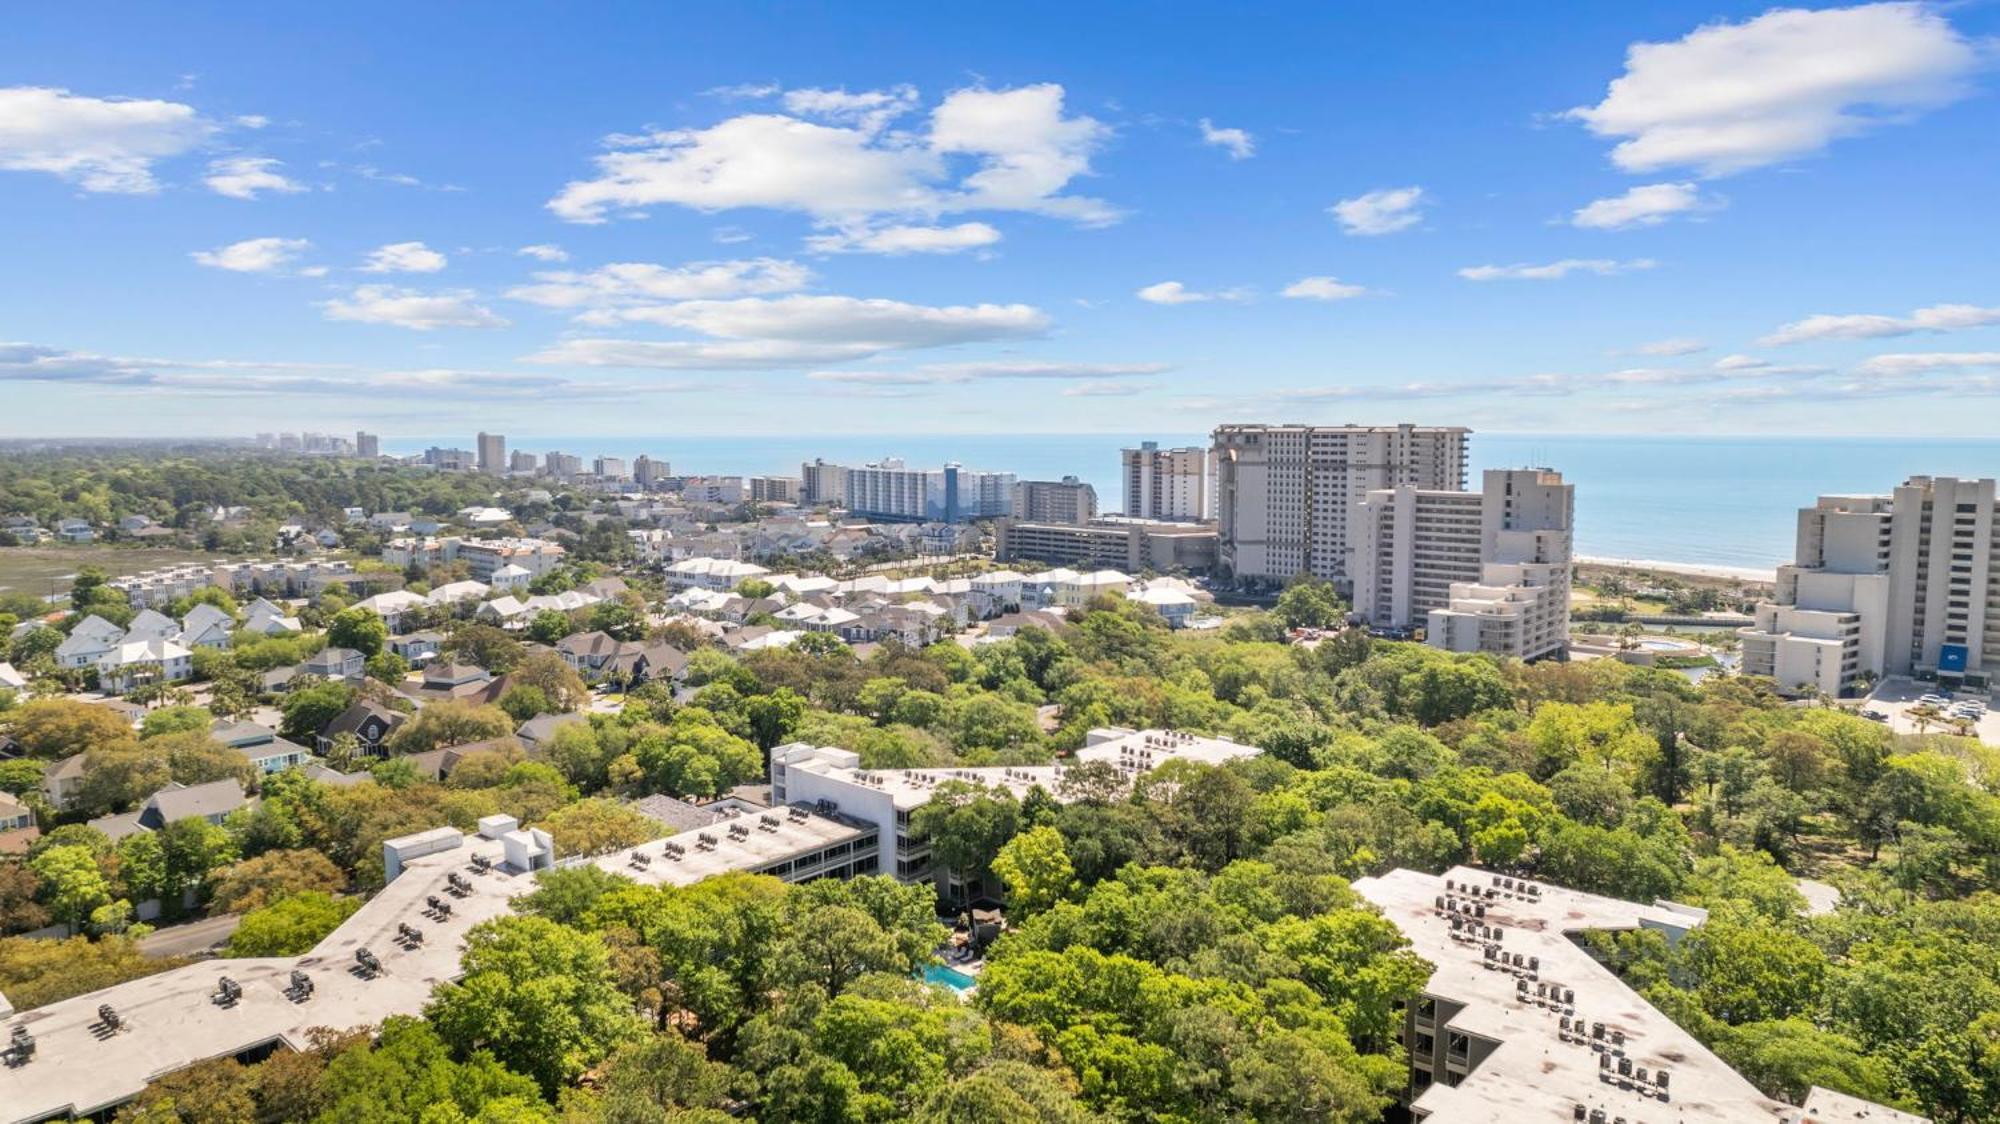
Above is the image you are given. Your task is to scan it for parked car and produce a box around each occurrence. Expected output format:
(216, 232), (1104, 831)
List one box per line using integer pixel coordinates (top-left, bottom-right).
(1860, 708), (1889, 722)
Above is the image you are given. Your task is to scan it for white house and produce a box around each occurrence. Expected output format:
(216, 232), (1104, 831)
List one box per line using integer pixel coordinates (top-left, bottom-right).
(352, 590), (429, 633)
(97, 638), (194, 695)
(665, 556), (770, 592)
(55, 615), (125, 670)
(1131, 585), (1197, 628)
(178, 603), (235, 649)
(489, 563), (533, 591)
(125, 609), (179, 641)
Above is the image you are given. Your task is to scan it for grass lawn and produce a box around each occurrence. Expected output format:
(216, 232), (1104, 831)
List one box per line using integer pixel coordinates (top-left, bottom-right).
(0, 545), (225, 599)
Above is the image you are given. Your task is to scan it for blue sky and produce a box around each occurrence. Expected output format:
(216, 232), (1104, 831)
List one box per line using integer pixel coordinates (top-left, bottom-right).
(3, 1), (1998, 439)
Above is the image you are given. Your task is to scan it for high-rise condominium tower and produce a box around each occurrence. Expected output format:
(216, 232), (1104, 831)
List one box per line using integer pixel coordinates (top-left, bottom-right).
(476, 432), (506, 475)
(1211, 423), (1469, 586)
(1121, 442), (1209, 521)
(1741, 475), (2000, 696)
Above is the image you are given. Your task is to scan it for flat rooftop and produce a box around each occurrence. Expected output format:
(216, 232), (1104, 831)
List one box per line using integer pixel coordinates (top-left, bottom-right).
(1352, 866), (1926, 1124)
(780, 728), (1260, 811)
(0, 805), (868, 1123)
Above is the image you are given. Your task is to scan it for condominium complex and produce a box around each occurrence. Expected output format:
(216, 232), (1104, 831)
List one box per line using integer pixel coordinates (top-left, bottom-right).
(748, 475), (801, 503)
(633, 455), (671, 488)
(1011, 477), (1099, 524)
(995, 516), (1219, 573)
(475, 433), (506, 475)
(1351, 468), (1573, 660)
(1740, 476), (2000, 696)
(1122, 441), (1209, 520)
(544, 451), (583, 478)
(807, 458), (1017, 523)
(1212, 423), (1470, 586)
(354, 431), (380, 459)
(800, 458), (848, 506)
(593, 455), (627, 480)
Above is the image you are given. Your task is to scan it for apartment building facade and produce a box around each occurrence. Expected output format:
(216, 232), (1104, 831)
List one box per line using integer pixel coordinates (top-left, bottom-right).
(995, 517), (1219, 573)
(1353, 468), (1573, 661)
(476, 433), (506, 475)
(1122, 441), (1209, 520)
(1011, 477), (1099, 524)
(823, 459), (1018, 523)
(1212, 423), (1470, 587)
(1740, 475), (2000, 696)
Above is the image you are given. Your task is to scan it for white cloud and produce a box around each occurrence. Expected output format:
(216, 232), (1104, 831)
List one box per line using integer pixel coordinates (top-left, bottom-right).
(508, 258), (811, 309)
(1198, 118), (1254, 160)
(1281, 276), (1367, 301)
(361, 241), (448, 273)
(1566, 3), (1980, 176)
(548, 82), (1115, 228)
(1571, 182), (1708, 229)
(1856, 351), (2000, 375)
(204, 155), (304, 199)
(517, 243), (569, 262)
(1063, 380), (1145, 397)
(1136, 281), (1250, 305)
(234, 115), (270, 129)
(1458, 258), (1656, 281)
(781, 85), (919, 134)
(322, 286), (507, 330)
(805, 222), (1002, 255)
(527, 294), (1047, 369)
(1330, 186), (1425, 236)
(1762, 302), (2000, 345)
(1632, 337), (1708, 356)
(0, 86), (216, 193)
(808, 360), (1166, 386)
(191, 236), (311, 273)
(602, 294), (1045, 343)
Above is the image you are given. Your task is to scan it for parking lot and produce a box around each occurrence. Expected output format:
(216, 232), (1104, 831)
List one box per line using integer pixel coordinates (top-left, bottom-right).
(1863, 678), (2000, 744)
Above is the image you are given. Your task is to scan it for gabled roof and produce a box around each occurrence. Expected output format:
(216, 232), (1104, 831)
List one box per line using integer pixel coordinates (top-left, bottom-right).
(516, 712), (585, 745)
(302, 646), (363, 673)
(321, 700), (403, 740)
(557, 630), (621, 658)
(142, 778), (248, 826)
(125, 609), (178, 639)
(181, 602), (234, 634)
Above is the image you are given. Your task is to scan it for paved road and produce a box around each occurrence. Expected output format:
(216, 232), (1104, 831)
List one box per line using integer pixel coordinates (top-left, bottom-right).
(138, 912), (241, 958)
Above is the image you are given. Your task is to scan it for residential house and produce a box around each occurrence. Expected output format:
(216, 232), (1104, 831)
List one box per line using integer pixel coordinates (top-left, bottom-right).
(96, 638), (194, 695)
(389, 630), (444, 664)
(316, 700), (404, 757)
(401, 661), (494, 704)
(664, 556), (770, 592)
(139, 778), (250, 829)
(178, 602), (235, 649)
(423, 580), (489, 609)
(55, 518), (95, 543)
(1131, 585), (1198, 628)
(288, 646), (366, 687)
(54, 614), (125, 670)
(515, 712), (585, 749)
(352, 590), (430, 633)
(42, 754), (88, 810)
(124, 609), (179, 641)
(0, 790), (34, 832)
(0, 662), (28, 692)
(242, 597), (302, 635)
(489, 563), (533, 591)
(210, 720), (313, 774)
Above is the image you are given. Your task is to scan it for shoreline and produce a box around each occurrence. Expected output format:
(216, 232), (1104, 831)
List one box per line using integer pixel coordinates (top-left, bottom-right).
(1576, 555), (1777, 584)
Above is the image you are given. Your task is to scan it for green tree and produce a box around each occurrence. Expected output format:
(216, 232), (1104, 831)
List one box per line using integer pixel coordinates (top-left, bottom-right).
(992, 825), (1078, 917)
(30, 844), (111, 930)
(1274, 576), (1344, 631)
(225, 891), (359, 957)
(208, 849), (346, 913)
(326, 607), (388, 658)
(279, 680), (355, 741)
(426, 915), (645, 1096)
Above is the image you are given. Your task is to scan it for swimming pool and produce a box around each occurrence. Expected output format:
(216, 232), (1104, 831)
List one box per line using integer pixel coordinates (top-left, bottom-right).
(922, 964), (978, 992)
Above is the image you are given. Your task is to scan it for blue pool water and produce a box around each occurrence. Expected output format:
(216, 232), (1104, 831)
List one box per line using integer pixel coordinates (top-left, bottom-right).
(922, 964), (978, 992)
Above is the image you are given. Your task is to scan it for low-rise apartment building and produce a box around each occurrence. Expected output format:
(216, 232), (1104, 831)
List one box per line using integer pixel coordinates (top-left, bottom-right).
(995, 517), (1218, 573)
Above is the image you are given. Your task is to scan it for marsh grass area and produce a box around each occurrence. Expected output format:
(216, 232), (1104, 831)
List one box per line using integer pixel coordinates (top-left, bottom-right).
(0, 546), (224, 598)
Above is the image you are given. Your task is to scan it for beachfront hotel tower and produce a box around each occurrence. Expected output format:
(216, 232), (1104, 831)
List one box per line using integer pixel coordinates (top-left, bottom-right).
(1741, 476), (2000, 697)
(1211, 423), (1470, 587)
(1352, 468), (1575, 661)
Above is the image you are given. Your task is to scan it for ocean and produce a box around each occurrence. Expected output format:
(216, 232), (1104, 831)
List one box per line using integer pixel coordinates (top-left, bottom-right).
(383, 433), (2000, 572)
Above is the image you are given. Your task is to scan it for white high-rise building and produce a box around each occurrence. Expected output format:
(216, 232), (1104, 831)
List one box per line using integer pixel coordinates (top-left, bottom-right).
(476, 432), (506, 475)
(593, 455), (628, 479)
(1352, 468), (1572, 660)
(1741, 475), (2000, 696)
(1122, 442), (1209, 520)
(813, 458), (1017, 523)
(1211, 423), (1470, 586)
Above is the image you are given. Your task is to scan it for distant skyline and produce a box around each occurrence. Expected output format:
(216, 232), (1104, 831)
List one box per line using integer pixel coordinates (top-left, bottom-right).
(3, 2), (1998, 437)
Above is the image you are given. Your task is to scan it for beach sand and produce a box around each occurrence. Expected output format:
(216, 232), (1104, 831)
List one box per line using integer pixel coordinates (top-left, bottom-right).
(1576, 555), (1777, 584)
